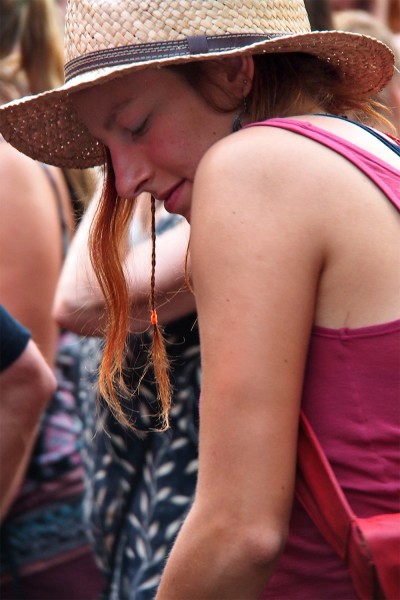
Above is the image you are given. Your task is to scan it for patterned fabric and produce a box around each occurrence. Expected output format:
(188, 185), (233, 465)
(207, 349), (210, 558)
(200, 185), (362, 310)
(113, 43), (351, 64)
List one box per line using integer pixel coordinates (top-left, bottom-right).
(77, 313), (200, 600)
(0, 330), (94, 585)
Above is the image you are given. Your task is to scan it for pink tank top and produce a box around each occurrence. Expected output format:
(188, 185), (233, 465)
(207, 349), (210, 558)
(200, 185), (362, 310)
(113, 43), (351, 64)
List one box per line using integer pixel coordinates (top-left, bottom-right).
(250, 119), (400, 599)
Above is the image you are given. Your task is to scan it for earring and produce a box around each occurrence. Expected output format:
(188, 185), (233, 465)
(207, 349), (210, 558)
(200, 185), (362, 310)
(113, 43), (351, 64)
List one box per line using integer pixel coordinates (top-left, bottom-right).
(232, 96), (249, 133)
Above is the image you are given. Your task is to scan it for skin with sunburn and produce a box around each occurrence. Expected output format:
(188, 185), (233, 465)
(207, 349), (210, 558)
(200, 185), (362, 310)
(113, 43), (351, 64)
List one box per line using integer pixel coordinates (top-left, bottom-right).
(71, 56), (400, 599)
(73, 63), (254, 221)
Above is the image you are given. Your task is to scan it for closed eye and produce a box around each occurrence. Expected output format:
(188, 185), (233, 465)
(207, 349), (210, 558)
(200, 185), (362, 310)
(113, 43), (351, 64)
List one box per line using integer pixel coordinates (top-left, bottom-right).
(130, 117), (149, 138)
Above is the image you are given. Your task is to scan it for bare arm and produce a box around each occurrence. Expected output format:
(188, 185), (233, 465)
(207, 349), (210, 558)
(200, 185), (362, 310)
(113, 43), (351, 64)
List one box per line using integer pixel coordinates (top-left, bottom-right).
(156, 128), (326, 599)
(0, 143), (70, 510)
(54, 193), (196, 336)
(0, 143), (71, 366)
(0, 338), (56, 520)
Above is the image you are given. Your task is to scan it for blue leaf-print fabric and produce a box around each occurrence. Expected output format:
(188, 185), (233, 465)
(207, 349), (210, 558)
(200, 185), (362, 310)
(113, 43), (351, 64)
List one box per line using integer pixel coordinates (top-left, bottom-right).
(77, 313), (200, 600)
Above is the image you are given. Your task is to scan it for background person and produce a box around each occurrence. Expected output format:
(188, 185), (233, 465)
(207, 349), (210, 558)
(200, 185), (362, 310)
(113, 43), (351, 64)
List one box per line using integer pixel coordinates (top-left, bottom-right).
(0, 0), (103, 598)
(0, 306), (56, 519)
(333, 8), (400, 133)
(304, 0), (334, 29)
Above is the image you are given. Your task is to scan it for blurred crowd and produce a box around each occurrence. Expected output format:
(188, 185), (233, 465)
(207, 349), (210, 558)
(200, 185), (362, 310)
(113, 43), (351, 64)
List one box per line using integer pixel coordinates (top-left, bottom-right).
(306, 0), (399, 132)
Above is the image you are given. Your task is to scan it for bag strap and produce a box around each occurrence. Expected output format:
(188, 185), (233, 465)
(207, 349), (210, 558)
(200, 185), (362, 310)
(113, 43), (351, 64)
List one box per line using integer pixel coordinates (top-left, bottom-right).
(296, 412), (357, 561)
(295, 413), (394, 600)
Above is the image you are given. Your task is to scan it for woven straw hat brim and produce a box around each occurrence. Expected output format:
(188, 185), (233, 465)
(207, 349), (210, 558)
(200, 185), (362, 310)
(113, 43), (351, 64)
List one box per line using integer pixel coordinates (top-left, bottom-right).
(0, 30), (394, 169)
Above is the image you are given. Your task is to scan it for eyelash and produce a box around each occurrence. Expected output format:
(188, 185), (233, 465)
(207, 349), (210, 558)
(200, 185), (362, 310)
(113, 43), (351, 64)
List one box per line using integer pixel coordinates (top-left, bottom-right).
(130, 117), (149, 137)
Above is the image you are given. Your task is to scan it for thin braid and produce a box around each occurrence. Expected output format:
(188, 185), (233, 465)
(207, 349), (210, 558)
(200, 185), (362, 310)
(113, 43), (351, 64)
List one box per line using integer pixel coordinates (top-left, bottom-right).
(150, 196), (157, 325)
(149, 196), (172, 430)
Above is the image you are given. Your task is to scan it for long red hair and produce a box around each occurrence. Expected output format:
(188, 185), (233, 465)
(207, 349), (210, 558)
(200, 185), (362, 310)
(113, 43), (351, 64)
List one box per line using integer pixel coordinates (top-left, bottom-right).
(89, 152), (171, 429)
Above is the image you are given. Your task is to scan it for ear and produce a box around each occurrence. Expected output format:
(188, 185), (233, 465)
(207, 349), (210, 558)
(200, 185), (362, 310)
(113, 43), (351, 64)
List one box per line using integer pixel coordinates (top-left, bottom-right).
(216, 55), (255, 99)
(202, 56), (254, 101)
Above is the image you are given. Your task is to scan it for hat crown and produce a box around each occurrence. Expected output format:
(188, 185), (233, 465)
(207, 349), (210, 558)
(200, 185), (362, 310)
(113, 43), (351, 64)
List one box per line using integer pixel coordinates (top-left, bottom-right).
(64, 0), (311, 65)
(1, 0), (393, 171)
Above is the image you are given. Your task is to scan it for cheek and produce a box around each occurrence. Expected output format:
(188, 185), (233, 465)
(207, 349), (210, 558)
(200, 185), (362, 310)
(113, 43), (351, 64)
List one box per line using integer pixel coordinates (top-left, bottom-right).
(149, 128), (198, 172)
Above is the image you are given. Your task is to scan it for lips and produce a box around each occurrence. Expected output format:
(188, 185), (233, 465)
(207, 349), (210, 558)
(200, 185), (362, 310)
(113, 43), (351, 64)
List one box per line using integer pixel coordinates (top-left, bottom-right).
(157, 180), (183, 203)
(157, 180), (185, 214)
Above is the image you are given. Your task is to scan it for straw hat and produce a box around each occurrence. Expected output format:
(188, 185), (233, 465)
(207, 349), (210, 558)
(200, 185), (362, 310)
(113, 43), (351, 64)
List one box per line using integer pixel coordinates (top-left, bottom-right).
(0, 0), (394, 169)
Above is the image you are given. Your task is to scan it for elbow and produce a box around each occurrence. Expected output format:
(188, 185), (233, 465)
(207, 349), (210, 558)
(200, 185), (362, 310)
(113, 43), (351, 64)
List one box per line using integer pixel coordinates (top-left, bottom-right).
(52, 295), (73, 329)
(239, 522), (287, 573)
(206, 513), (288, 580)
(53, 284), (88, 332)
(53, 293), (105, 337)
(27, 352), (57, 411)
(212, 518), (288, 593)
(52, 298), (88, 335)
(7, 343), (58, 426)
(33, 371), (57, 416)
(54, 311), (74, 333)
(41, 364), (57, 401)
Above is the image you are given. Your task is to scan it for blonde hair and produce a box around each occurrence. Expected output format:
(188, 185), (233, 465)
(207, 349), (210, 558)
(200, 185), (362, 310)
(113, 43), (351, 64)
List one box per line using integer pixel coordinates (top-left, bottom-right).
(0, 0), (64, 93)
(0, 0), (96, 214)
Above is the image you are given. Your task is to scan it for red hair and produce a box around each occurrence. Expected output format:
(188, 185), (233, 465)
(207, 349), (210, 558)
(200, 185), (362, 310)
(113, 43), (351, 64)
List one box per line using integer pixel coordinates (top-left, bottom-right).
(89, 152), (171, 429)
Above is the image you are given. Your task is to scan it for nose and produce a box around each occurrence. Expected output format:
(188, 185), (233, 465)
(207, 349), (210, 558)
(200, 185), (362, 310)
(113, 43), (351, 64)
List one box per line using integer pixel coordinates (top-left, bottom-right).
(110, 145), (153, 199)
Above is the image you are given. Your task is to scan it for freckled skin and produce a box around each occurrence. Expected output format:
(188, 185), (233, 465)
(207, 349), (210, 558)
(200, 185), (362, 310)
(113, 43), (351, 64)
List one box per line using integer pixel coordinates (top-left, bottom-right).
(72, 68), (237, 220)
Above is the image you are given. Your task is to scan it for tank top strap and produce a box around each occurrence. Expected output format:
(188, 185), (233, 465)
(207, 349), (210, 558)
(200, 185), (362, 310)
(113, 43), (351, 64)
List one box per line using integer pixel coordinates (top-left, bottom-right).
(245, 117), (400, 214)
(312, 113), (400, 156)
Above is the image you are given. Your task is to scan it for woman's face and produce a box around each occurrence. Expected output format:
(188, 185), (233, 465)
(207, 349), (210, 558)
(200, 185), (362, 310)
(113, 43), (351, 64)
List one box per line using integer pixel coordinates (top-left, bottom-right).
(72, 68), (236, 220)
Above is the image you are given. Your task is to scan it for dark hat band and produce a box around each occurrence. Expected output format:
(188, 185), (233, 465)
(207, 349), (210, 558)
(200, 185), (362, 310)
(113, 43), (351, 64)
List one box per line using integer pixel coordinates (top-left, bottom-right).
(64, 33), (285, 82)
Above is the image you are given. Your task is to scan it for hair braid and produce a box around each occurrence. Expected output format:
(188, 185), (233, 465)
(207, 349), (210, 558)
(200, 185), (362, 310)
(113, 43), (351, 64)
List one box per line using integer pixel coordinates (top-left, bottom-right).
(149, 195), (172, 431)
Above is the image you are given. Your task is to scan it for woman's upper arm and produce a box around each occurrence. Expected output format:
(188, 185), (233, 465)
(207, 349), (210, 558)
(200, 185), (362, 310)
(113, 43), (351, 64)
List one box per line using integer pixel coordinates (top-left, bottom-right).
(0, 146), (65, 364)
(189, 129), (325, 532)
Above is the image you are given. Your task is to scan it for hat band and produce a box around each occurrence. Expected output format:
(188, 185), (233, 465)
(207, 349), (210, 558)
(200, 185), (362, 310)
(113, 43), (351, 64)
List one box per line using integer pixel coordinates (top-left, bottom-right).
(64, 33), (287, 82)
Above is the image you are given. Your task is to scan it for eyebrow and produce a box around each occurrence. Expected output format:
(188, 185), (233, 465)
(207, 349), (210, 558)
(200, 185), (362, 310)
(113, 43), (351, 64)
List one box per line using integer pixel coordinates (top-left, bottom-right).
(104, 97), (136, 130)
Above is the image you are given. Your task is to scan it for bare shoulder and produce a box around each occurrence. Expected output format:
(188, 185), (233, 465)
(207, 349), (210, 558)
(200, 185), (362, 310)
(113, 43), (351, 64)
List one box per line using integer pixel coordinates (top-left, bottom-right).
(190, 125), (329, 293)
(0, 141), (71, 265)
(191, 124), (334, 237)
(0, 142), (50, 212)
(0, 141), (71, 228)
(0, 140), (42, 182)
(196, 124), (311, 184)
(194, 124), (341, 204)
(191, 119), (400, 330)
(192, 118), (398, 227)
